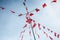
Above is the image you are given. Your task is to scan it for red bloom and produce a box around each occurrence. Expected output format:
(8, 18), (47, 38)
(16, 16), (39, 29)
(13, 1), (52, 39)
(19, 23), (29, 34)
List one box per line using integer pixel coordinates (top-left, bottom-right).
(42, 3), (47, 8)
(30, 13), (34, 16)
(52, 0), (57, 2)
(35, 8), (40, 12)
(26, 18), (32, 24)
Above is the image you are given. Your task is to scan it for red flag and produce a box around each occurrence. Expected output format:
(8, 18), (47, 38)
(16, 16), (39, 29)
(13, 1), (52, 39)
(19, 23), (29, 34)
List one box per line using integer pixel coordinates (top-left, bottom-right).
(0, 7), (5, 10)
(26, 18), (32, 24)
(23, 24), (27, 29)
(32, 22), (36, 28)
(38, 23), (41, 30)
(35, 8), (40, 12)
(52, 0), (57, 2)
(30, 13), (34, 16)
(42, 3), (47, 8)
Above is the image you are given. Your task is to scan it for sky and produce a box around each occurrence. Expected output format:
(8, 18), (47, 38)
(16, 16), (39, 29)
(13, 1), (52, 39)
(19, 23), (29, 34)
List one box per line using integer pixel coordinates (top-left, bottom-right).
(0, 0), (60, 40)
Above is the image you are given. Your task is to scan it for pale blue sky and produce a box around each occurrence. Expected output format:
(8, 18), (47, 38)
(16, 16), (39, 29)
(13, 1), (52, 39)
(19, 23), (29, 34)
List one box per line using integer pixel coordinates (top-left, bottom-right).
(0, 0), (60, 40)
